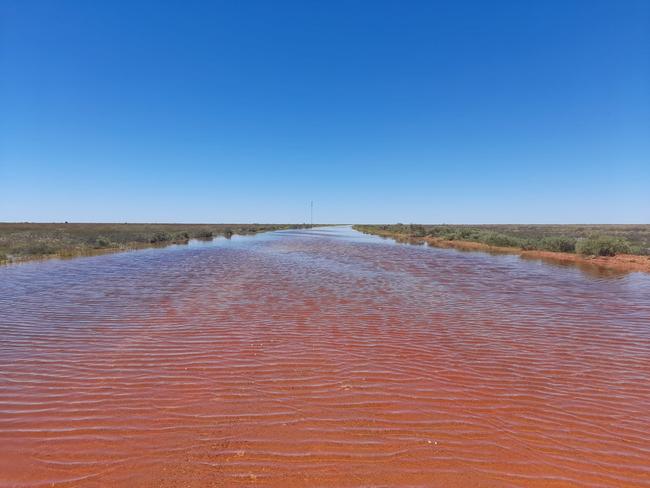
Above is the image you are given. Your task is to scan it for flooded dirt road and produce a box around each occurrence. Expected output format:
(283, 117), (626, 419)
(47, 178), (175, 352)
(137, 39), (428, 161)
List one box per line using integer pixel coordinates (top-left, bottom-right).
(1, 227), (649, 487)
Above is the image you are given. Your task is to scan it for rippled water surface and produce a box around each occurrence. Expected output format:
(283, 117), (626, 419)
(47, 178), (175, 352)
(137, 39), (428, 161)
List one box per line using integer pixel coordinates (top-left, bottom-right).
(1, 226), (649, 487)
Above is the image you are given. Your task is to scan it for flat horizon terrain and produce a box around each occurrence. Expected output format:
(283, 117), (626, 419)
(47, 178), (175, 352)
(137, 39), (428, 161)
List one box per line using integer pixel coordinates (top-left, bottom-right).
(1, 226), (648, 486)
(0, 223), (309, 264)
(3, 222), (650, 274)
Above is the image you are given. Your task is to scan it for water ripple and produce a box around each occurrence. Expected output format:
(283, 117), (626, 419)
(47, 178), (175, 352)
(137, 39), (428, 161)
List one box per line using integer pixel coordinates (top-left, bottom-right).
(1, 226), (649, 487)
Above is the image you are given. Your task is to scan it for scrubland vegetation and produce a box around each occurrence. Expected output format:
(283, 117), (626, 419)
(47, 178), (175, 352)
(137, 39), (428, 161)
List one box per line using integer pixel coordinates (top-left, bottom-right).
(354, 224), (650, 257)
(0, 223), (309, 264)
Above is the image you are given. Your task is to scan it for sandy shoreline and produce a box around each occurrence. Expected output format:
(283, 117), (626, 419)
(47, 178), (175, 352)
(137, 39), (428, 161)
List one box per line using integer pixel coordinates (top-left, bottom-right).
(364, 229), (650, 274)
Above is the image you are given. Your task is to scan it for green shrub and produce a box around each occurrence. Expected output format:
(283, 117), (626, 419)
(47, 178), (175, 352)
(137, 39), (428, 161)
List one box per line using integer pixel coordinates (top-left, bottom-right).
(519, 239), (538, 251)
(409, 225), (426, 237)
(538, 236), (576, 253)
(481, 232), (523, 248)
(630, 245), (650, 256)
(150, 232), (172, 243)
(447, 228), (479, 240)
(426, 227), (477, 241)
(576, 235), (631, 256)
(95, 236), (112, 248)
(173, 231), (190, 242)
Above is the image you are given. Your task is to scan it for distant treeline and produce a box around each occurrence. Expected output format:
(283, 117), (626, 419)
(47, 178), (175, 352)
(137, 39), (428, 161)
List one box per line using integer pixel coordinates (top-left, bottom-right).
(0, 223), (312, 263)
(354, 224), (650, 257)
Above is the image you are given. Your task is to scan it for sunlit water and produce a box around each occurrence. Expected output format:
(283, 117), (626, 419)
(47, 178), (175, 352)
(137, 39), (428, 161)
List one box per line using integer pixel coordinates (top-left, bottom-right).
(1, 226), (649, 487)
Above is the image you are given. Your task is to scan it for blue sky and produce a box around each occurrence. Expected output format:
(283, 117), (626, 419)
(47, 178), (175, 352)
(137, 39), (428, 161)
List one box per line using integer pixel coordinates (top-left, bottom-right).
(1, 0), (648, 223)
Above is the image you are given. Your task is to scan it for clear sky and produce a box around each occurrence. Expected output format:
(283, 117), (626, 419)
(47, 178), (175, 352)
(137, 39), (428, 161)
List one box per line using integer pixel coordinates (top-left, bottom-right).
(1, 1), (648, 224)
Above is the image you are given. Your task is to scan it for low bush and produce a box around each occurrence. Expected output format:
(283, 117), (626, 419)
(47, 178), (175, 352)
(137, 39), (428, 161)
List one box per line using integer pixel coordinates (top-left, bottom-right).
(409, 225), (426, 237)
(173, 232), (190, 242)
(95, 236), (112, 248)
(630, 245), (650, 256)
(519, 239), (539, 251)
(537, 236), (576, 253)
(576, 235), (631, 256)
(150, 232), (172, 243)
(481, 232), (523, 248)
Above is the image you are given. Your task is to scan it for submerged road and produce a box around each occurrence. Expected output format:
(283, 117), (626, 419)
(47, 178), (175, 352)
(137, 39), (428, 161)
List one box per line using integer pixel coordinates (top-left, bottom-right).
(1, 226), (649, 487)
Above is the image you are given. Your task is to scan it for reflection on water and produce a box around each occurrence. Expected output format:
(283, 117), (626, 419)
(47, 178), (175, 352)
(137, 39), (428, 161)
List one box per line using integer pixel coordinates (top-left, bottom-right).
(1, 226), (649, 487)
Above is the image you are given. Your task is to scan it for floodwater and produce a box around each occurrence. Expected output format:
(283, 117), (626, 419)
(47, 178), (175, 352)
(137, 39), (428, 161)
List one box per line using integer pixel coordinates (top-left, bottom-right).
(1, 226), (649, 487)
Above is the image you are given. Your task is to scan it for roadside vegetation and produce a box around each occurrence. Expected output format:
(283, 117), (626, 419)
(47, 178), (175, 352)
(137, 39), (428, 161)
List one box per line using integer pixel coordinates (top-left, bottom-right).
(0, 223), (311, 264)
(354, 224), (650, 257)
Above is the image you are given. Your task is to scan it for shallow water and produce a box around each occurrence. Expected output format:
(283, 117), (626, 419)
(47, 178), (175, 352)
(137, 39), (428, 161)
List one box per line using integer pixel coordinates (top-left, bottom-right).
(1, 226), (649, 487)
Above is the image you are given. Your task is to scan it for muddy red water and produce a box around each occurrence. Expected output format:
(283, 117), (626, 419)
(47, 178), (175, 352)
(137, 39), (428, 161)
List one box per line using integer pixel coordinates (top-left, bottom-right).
(1, 227), (649, 487)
